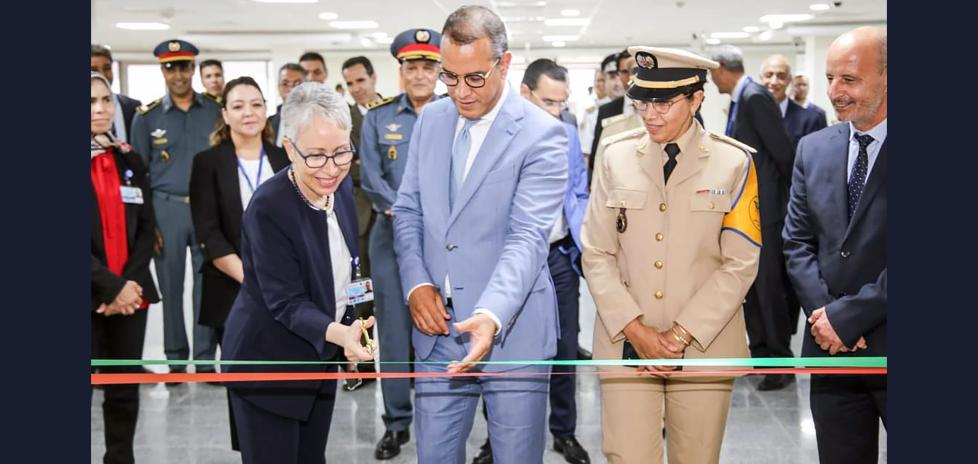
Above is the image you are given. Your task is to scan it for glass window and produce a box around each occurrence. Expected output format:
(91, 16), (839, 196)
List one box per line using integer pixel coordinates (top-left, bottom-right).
(125, 60), (273, 114)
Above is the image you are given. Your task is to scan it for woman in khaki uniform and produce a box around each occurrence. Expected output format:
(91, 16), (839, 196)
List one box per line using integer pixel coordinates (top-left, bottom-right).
(582, 46), (762, 464)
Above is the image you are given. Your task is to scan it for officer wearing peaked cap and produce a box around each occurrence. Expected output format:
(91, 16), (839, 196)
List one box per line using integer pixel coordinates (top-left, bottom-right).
(130, 39), (221, 377)
(581, 46), (762, 464)
(359, 27), (445, 461)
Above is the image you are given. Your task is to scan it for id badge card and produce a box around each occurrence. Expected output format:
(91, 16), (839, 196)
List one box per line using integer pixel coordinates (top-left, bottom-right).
(120, 186), (144, 204)
(346, 278), (374, 306)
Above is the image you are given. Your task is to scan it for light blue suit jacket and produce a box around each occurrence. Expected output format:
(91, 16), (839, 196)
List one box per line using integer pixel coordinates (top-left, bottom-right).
(392, 89), (568, 369)
(559, 121), (589, 276)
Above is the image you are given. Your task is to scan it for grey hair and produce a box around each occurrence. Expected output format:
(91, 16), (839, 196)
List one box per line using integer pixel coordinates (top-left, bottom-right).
(442, 5), (508, 59)
(711, 45), (744, 73)
(281, 82), (352, 142)
(91, 71), (113, 95)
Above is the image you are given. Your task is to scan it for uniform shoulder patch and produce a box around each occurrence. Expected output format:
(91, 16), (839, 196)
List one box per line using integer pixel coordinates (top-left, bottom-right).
(202, 93), (221, 104)
(601, 112), (630, 128)
(601, 127), (645, 147)
(137, 98), (161, 114)
(709, 132), (757, 154)
(367, 95), (397, 110)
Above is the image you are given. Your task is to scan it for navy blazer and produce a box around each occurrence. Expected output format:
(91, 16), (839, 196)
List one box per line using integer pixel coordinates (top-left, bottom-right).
(782, 123), (887, 357)
(783, 99), (828, 151)
(221, 169), (360, 420)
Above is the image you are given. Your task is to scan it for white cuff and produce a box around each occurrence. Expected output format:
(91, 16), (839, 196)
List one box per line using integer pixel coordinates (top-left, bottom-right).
(406, 282), (435, 302)
(473, 308), (502, 336)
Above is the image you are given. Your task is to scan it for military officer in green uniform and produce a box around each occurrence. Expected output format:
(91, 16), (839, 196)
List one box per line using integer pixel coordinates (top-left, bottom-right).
(130, 39), (221, 374)
(360, 27), (444, 460)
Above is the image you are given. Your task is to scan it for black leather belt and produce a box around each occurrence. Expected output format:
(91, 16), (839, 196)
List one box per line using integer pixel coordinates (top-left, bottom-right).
(550, 234), (571, 251)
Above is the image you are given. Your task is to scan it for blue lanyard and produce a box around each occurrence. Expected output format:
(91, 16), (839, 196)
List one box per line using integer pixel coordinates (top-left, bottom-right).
(236, 148), (265, 194)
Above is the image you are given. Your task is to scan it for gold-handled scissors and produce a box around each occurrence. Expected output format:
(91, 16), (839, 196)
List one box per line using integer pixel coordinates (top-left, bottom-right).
(358, 317), (376, 352)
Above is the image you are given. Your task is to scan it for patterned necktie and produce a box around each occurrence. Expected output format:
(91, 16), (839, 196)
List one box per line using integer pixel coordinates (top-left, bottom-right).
(848, 133), (875, 219)
(664, 143), (681, 184)
(450, 118), (479, 207)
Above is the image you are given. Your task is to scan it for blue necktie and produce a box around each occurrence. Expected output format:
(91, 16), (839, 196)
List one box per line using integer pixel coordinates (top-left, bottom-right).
(725, 99), (736, 136)
(450, 118), (479, 207)
(848, 133), (874, 219)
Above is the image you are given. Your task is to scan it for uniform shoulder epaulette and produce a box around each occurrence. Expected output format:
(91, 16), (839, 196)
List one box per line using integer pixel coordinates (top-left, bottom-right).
(367, 95), (397, 110)
(137, 98), (161, 115)
(601, 112), (630, 128)
(601, 127), (645, 147)
(202, 93), (221, 105)
(709, 132), (757, 154)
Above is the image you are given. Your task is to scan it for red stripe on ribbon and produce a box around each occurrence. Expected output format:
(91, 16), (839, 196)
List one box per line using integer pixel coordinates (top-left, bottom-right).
(91, 368), (886, 385)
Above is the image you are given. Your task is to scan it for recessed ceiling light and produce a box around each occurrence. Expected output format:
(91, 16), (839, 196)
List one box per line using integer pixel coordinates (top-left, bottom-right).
(759, 13), (814, 24)
(705, 38), (722, 45)
(374, 36), (394, 44)
(552, 41), (567, 47)
(542, 35), (579, 42)
(544, 18), (590, 27)
(809, 3), (831, 11)
(318, 12), (338, 20)
(252, 0), (318, 3)
(743, 26), (761, 33)
(328, 20), (379, 30)
(115, 22), (170, 31)
(710, 32), (750, 39)
(758, 30), (774, 41)
(560, 9), (581, 17)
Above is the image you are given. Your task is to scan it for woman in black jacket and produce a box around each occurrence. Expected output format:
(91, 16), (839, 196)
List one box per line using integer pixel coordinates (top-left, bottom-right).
(190, 76), (289, 339)
(91, 71), (160, 464)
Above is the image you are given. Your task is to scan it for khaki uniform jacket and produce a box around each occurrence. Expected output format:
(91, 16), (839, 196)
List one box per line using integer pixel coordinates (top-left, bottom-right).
(582, 121), (761, 388)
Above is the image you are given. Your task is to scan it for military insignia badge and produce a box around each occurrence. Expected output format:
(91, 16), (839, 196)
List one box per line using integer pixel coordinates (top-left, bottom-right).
(635, 52), (657, 69)
(168, 41), (181, 52)
(151, 129), (167, 138)
(415, 29), (430, 43)
(385, 123), (401, 132)
(388, 145), (397, 160)
(161, 149), (170, 161)
(616, 208), (628, 233)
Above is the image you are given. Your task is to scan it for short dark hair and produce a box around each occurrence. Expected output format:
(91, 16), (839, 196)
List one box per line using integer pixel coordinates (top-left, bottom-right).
(442, 5), (508, 59)
(616, 49), (632, 71)
(522, 58), (567, 90)
(600, 53), (617, 74)
(299, 52), (326, 66)
(199, 59), (223, 71)
(279, 62), (305, 74)
(341, 56), (374, 77)
(91, 44), (112, 62)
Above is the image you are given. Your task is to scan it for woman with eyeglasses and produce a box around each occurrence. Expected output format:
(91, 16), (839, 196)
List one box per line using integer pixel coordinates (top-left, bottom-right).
(90, 71), (161, 464)
(220, 82), (377, 463)
(582, 47), (761, 463)
(189, 76), (289, 452)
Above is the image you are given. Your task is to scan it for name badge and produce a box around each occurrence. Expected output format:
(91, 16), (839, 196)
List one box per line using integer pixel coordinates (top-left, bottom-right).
(120, 186), (144, 204)
(152, 138), (168, 145)
(346, 278), (374, 306)
(383, 133), (403, 141)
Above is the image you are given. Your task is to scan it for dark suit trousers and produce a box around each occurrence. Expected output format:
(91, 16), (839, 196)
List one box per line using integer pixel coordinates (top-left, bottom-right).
(811, 374), (887, 464)
(548, 238), (580, 437)
(744, 223), (795, 360)
(230, 380), (338, 464)
(91, 309), (148, 464)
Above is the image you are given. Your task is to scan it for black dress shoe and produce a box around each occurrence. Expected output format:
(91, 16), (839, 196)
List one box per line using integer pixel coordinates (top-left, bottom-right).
(576, 346), (592, 360)
(472, 439), (493, 464)
(374, 430), (409, 460)
(553, 436), (591, 464)
(757, 373), (795, 391)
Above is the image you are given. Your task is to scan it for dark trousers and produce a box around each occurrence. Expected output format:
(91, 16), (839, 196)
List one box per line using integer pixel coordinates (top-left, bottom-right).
(91, 309), (148, 464)
(214, 327), (239, 452)
(548, 240), (580, 437)
(229, 381), (338, 464)
(744, 223), (795, 359)
(811, 374), (887, 464)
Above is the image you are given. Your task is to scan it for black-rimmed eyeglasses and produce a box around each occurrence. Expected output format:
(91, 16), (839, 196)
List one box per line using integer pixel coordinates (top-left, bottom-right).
(287, 137), (356, 169)
(438, 59), (500, 88)
(633, 96), (688, 115)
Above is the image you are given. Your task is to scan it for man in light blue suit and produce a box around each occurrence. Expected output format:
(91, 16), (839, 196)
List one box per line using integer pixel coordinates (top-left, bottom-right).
(392, 6), (568, 464)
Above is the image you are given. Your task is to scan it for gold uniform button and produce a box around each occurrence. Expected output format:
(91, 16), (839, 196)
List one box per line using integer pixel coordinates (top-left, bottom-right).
(709, 201), (715, 210)
(654, 291), (664, 299)
(659, 203), (667, 212)
(655, 233), (664, 241)
(654, 261), (663, 269)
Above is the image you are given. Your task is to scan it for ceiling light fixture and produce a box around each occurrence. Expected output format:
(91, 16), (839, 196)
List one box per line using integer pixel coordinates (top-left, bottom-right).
(544, 18), (590, 26)
(759, 13), (815, 24)
(328, 20), (379, 29)
(560, 9), (581, 17)
(552, 41), (567, 47)
(115, 22), (170, 31)
(743, 26), (761, 33)
(809, 3), (831, 11)
(318, 12), (338, 20)
(757, 30), (774, 41)
(705, 38), (722, 45)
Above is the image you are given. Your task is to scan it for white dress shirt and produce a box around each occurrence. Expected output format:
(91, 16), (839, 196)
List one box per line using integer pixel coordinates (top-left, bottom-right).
(237, 156), (274, 209)
(778, 97), (789, 118)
